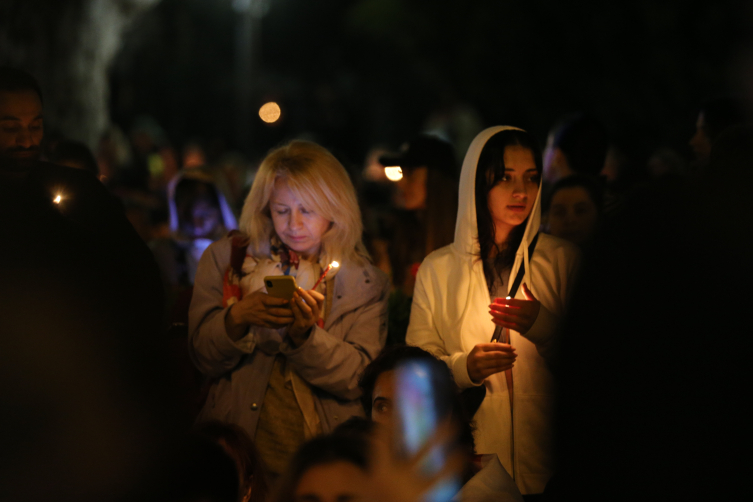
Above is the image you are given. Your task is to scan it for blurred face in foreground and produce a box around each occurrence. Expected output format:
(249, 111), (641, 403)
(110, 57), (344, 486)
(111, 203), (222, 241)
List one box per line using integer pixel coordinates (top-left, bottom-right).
(0, 89), (43, 170)
(548, 186), (599, 246)
(294, 461), (369, 502)
(370, 370), (396, 425)
(270, 177), (332, 260)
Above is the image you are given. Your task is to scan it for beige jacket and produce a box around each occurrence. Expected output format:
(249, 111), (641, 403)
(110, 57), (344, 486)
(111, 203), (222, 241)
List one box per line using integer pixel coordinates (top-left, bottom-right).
(189, 236), (389, 438)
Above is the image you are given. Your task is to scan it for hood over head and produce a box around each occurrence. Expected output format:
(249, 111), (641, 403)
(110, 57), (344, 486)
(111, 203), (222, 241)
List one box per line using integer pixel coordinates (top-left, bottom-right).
(167, 169), (238, 238)
(454, 126), (543, 295)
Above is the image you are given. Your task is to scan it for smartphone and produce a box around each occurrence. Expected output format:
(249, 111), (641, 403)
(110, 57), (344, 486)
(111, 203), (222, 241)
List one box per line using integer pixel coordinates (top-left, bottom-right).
(394, 360), (460, 502)
(263, 275), (298, 300)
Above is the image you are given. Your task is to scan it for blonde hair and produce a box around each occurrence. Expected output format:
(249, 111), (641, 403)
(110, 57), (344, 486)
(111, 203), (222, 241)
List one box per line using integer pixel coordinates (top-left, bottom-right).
(239, 140), (369, 266)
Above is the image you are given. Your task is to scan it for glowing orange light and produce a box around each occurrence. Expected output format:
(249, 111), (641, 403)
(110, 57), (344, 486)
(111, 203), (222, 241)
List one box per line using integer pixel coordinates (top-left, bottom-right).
(259, 102), (281, 123)
(53, 194), (62, 204)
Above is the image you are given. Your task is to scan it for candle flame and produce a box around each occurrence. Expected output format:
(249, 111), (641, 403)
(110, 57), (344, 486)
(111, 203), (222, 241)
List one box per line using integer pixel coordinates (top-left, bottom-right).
(331, 261), (339, 268)
(505, 296), (511, 300)
(53, 194), (62, 204)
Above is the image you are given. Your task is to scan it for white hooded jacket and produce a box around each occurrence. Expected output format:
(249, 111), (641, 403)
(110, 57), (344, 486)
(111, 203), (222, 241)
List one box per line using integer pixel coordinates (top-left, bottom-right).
(406, 126), (580, 494)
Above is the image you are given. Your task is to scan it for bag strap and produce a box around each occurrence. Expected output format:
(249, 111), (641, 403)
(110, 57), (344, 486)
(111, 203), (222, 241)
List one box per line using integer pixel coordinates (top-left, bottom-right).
(491, 232), (539, 342)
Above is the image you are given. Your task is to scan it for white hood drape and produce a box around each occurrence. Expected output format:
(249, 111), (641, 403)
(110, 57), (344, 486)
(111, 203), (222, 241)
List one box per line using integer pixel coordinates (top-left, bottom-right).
(407, 126), (580, 494)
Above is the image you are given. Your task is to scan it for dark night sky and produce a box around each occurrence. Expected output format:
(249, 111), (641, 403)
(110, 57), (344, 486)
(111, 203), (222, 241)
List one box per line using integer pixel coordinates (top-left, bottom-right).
(110, 0), (753, 168)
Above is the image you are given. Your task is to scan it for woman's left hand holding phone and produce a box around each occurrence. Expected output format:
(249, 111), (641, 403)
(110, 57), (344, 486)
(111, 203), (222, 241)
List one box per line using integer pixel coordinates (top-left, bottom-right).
(225, 291), (295, 341)
(288, 288), (325, 346)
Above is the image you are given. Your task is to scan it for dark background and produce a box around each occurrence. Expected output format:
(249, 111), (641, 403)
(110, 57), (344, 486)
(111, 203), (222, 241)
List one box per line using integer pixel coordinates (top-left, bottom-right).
(2, 0), (752, 171)
(109, 0), (753, 166)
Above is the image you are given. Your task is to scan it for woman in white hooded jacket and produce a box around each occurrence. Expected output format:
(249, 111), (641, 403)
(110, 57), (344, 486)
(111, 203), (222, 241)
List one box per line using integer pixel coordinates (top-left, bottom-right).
(406, 126), (579, 495)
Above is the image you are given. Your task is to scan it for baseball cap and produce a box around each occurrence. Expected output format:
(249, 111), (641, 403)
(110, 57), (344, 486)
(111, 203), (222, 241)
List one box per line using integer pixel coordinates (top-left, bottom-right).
(378, 134), (456, 177)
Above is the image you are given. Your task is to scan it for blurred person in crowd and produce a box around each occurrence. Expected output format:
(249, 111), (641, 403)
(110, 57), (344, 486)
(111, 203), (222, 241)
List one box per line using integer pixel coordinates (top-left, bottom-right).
(157, 170), (238, 287)
(96, 124), (133, 185)
(196, 421), (270, 502)
(378, 134), (459, 345)
(122, 115), (167, 191)
(0, 67), (44, 173)
(688, 97), (746, 169)
(184, 140), (208, 169)
(599, 145), (647, 214)
(545, 175), (603, 247)
(159, 143), (181, 187)
(407, 127), (580, 497)
(49, 139), (100, 177)
(551, 124), (753, 502)
(646, 147), (687, 180)
(159, 435), (240, 502)
(272, 433), (370, 502)
(213, 151), (253, 215)
(358, 345), (524, 502)
(359, 146), (393, 275)
(155, 172), (239, 422)
(189, 140), (388, 476)
(542, 113), (609, 184)
(0, 67), (173, 501)
(422, 91), (485, 166)
(0, 66), (163, 328)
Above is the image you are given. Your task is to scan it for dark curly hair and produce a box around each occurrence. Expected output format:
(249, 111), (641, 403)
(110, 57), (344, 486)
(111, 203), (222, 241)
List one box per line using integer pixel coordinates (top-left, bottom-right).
(475, 129), (542, 295)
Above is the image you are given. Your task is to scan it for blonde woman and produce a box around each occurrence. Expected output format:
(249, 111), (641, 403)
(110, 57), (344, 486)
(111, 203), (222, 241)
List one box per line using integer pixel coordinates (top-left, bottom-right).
(189, 140), (389, 476)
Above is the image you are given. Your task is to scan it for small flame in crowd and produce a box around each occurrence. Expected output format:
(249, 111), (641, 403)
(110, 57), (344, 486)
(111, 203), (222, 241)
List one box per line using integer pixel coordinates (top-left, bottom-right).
(384, 166), (403, 181)
(313, 261), (340, 290)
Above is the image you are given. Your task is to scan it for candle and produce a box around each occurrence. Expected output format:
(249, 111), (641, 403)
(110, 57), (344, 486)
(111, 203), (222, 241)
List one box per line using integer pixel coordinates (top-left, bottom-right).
(312, 261), (339, 290)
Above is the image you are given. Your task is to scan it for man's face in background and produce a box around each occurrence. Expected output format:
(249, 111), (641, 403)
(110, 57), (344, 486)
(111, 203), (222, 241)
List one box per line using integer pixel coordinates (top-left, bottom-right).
(0, 89), (43, 171)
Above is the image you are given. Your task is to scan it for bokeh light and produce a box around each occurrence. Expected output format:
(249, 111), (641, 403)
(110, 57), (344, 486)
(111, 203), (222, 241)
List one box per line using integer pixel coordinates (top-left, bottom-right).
(259, 102), (281, 123)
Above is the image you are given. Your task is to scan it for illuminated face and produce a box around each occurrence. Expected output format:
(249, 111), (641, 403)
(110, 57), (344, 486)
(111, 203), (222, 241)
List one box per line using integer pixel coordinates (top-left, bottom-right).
(269, 177), (331, 260)
(370, 370), (396, 425)
(548, 186), (599, 245)
(486, 145), (540, 241)
(294, 461), (368, 502)
(0, 89), (44, 169)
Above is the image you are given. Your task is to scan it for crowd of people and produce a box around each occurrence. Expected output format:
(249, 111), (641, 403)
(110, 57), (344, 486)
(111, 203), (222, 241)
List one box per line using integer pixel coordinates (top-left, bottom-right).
(2, 65), (751, 502)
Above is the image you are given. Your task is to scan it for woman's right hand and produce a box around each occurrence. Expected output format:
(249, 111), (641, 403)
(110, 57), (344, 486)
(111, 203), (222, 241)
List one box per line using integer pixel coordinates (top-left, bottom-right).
(224, 291), (294, 341)
(466, 343), (517, 384)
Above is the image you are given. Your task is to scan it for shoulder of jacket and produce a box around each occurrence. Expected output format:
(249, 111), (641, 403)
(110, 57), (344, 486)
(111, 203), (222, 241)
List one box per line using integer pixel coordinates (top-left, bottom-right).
(415, 243), (470, 285)
(338, 261), (390, 297)
(421, 243), (461, 267)
(202, 234), (234, 264)
(535, 233), (580, 260)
